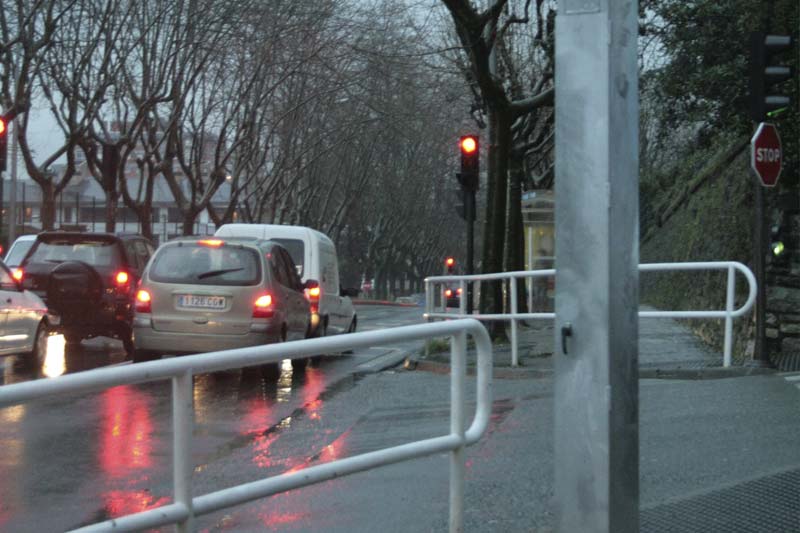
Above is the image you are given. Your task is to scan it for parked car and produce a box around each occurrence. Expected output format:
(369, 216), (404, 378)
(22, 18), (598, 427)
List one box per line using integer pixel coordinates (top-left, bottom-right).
(444, 286), (463, 308)
(0, 258), (55, 365)
(132, 237), (318, 371)
(16, 231), (154, 354)
(4, 234), (37, 268)
(214, 224), (358, 337)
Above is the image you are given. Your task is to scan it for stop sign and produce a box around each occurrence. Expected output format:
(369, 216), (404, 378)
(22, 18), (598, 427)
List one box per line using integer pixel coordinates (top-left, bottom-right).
(751, 122), (782, 187)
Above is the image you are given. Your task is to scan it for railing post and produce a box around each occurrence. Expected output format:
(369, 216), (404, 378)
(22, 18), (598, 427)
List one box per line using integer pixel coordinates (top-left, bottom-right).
(724, 264), (735, 368)
(459, 279), (467, 316)
(173, 370), (194, 532)
(425, 279), (433, 357)
(449, 330), (467, 533)
(510, 276), (519, 367)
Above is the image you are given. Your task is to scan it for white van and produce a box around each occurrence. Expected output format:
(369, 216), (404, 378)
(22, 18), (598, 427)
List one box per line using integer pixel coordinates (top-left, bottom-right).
(214, 224), (357, 336)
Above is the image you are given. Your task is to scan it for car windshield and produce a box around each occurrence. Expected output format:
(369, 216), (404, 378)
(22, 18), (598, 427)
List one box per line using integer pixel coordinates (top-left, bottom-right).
(271, 238), (304, 277)
(27, 240), (121, 267)
(149, 243), (261, 286)
(4, 239), (35, 267)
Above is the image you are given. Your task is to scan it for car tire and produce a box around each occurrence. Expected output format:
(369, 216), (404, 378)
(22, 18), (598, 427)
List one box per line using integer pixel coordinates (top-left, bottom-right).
(260, 327), (286, 380)
(133, 349), (159, 363)
(30, 320), (50, 366)
(117, 325), (135, 358)
(64, 332), (82, 346)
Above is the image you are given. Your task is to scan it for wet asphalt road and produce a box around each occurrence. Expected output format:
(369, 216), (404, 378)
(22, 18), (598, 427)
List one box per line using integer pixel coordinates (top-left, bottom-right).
(0, 303), (426, 532)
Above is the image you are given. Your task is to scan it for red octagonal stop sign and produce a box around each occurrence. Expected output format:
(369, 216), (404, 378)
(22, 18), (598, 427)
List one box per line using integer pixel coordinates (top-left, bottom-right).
(751, 122), (782, 187)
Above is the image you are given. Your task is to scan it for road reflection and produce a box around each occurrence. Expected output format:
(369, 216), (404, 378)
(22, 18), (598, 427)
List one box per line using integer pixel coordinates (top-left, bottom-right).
(99, 385), (169, 518)
(42, 334), (66, 378)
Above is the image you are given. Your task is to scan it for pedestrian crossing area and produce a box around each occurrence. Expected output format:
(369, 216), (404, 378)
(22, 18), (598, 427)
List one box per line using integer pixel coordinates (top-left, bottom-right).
(781, 372), (800, 392)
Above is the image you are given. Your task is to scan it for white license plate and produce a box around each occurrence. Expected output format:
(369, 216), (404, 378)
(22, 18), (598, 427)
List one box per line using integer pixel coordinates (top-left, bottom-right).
(177, 295), (226, 310)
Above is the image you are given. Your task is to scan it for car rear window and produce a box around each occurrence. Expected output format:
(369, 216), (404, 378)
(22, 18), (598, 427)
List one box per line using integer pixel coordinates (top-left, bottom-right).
(149, 243), (261, 286)
(271, 238), (304, 277)
(5, 239), (35, 266)
(27, 240), (121, 267)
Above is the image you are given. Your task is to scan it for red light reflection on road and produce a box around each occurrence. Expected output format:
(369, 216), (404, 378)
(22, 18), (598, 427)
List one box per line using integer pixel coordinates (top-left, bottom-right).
(103, 489), (170, 518)
(100, 386), (154, 478)
(259, 509), (312, 530)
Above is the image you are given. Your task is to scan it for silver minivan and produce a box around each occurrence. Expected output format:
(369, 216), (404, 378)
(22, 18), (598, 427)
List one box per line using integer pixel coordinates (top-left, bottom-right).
(132, 238), (317, 368)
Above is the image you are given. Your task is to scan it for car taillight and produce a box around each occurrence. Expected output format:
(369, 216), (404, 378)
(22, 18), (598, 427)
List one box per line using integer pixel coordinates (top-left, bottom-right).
(198, 239), (224, 247)
(305, 286), (320, 314)
(253, 293), (274, 318)
(115, 271), (129, 286)
(445, 289), (453, 297)
(11, 268), (23, 282)
(135, 289), (152, 313)
(456, 287), (462, 295)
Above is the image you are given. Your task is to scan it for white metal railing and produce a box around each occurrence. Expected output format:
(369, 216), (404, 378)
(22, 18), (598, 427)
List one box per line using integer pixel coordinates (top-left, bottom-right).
(0, 319), (493, 533)
(424, 261), (757, 368)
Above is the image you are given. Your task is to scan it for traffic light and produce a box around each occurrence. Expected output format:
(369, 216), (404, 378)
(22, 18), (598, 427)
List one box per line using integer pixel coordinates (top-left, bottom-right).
(0, 116), (7, 173)
(749, 32), (794, 122)
(457, 135), (479, 191)
(445, 256), (455, 274)
(770, 223), (787, 258)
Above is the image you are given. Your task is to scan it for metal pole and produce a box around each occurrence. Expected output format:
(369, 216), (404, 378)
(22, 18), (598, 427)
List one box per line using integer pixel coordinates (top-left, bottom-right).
(8, 118), (17, 243)
(750, 172), (772, 367)
(724, 265), (735, 367)
(510, 276), (518, 367)
(554, 1), (640, 531)
(92, 196), (96, 232)
(465, 190), (475, 313)
(173, 370), (195, 532)
(448, 330), (466, 533)
(75, 192), (79, 228)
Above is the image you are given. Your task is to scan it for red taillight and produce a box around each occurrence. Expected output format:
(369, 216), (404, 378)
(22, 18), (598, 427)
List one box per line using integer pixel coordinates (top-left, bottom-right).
(12, 268), (23, 282)
(253, 293), (274, 318)
(115, 271), (129, 286)
(198, 239), (224, 247)
(456, 287), (462, 295)
(135, 289), (152, 313)
(307, 286), (320, 301)
(445, 289), (453, 297)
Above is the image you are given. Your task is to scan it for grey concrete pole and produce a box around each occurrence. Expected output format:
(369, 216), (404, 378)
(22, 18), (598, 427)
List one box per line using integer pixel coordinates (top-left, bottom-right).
(554, 1), (640, 532)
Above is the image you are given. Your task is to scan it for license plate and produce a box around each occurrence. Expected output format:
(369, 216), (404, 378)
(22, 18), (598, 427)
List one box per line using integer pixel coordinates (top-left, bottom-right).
(177, 295), (226, 310)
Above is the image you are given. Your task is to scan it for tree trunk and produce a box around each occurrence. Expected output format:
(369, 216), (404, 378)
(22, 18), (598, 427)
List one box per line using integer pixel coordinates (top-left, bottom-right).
(40, 181), (56, 230)
(480, 108), (512, 337)
(182, 210), (198, 236)
(506, 150), (527, 312)
(105, 194), (118, 234)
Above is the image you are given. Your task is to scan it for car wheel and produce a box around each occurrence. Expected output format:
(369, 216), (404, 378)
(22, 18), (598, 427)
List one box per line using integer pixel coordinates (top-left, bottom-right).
(64, 332), (82, 346)
(133, 349), (159, 363)
(260, 327), (286, 379)
(30, 321), (50, 366)
(117, 325), (134, 358)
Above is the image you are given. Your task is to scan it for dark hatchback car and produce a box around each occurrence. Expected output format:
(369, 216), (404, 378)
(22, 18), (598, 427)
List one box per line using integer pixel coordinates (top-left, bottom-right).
(16, 232), (154, 354)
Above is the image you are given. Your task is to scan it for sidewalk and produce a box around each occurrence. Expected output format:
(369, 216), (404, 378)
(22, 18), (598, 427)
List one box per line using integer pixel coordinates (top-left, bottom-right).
(409, 307), (777, 379)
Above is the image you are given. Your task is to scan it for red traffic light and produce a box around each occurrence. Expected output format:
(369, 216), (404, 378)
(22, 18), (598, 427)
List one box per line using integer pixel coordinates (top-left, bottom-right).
(460, 136), (477, 154)
(445, 257), (455, 267)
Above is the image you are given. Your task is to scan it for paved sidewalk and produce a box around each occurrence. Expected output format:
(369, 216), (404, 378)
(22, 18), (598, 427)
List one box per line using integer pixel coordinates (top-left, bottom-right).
(410, 307), (776, 379)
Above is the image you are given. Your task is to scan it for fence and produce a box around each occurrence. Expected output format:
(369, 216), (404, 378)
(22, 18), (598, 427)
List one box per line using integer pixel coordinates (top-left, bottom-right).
(0, 319), (492, 533)
(424, 261), (757, 368)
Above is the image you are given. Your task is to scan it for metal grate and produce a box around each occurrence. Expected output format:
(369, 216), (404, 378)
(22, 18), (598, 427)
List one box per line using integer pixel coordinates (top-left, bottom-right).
(641, 468), (800, 532)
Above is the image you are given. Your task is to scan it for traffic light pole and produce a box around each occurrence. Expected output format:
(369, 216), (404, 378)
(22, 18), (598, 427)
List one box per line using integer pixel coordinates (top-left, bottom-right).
(750, 166), (773, 367)
(465, 190), (475, 313)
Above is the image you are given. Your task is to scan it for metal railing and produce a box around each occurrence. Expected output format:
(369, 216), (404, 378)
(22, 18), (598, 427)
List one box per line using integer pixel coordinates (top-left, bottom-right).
(0, 319), (493, 533)
(424, 261), (757, 368)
